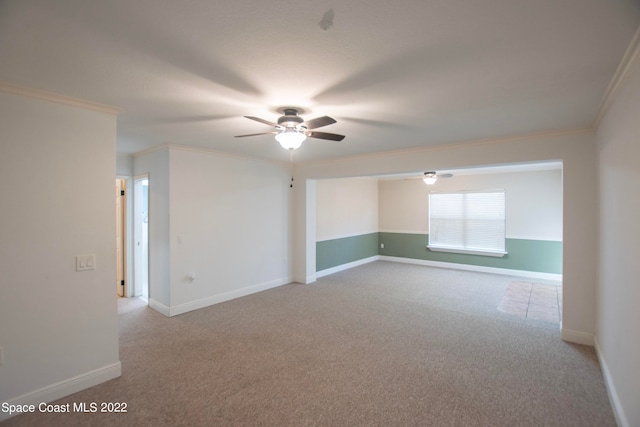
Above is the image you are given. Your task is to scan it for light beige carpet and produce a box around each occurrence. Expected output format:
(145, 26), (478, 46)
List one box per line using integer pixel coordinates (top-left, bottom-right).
(2, 261), (614, 426)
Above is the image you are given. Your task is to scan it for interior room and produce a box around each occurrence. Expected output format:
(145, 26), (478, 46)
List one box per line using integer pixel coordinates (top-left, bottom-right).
(1, 1), (639, 425)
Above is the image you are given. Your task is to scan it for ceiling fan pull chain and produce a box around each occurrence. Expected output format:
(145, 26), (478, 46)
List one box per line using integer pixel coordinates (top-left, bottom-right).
(289, 148), (294, 188)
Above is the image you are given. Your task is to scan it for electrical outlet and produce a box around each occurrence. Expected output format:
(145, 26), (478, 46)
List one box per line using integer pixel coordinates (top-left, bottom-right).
(380, 243), (385, 249)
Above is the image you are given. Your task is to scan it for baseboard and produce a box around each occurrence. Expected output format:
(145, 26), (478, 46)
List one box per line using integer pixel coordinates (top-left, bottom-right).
(0, 362), (122, 422)
(167, 277), (291, 317)
(316, 256), (380, 278)
(291, 274), (316, 284)
(148, 298), (170, 317)
(291, 273), (316, 285)
(560, 328), (595, 346)
(378, 256), (563, 281)
(595, 337), (630, 427)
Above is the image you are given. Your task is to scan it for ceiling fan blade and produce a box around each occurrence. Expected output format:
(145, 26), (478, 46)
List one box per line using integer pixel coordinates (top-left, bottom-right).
(234, 132), (277, 138)
(244, 116), (277, 127)
(438, 173), (454, 178)
(306, 131), (345, 141)
(303, 116), (337, 130)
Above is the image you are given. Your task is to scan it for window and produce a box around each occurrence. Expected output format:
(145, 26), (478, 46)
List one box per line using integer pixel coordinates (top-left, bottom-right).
(428, 190), (506, 257)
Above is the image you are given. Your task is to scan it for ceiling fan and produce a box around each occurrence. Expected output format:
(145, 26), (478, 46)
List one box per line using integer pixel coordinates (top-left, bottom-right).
(235, 108), (345, 150)
(406, 171), (454, 185)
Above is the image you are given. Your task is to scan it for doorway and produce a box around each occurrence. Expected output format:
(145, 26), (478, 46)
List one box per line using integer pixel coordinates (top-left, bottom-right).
(134, 175), (149, 300)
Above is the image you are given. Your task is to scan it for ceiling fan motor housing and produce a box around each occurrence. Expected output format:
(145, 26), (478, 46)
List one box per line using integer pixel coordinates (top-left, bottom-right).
(278, 109), (305, 129)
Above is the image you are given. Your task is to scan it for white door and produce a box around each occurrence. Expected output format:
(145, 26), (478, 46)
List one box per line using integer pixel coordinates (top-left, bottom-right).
(134, 176), (149, 300)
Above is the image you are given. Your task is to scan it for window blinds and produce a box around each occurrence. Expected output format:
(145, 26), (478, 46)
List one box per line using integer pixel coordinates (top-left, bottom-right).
(429, 190), (506, 253)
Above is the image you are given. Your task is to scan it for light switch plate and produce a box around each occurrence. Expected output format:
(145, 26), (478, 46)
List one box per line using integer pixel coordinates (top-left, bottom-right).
(76, 254), (96, 271)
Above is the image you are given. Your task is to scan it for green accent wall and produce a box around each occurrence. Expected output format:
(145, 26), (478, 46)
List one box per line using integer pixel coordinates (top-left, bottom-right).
(378, 232), (562, 274)
(316, 233), (379, 271)
(316, 232), (562, 274)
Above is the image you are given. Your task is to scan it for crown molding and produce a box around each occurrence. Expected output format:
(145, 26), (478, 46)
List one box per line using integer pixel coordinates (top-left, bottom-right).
(0, 82), (121, 115)
(592, 25), (640, 129)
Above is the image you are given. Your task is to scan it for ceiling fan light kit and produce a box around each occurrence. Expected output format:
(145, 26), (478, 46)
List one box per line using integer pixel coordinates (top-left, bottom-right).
(275, 128), (306, 150)
(423, 172), (438, 185)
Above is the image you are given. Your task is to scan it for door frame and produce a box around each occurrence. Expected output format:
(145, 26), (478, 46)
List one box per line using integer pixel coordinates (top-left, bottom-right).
(116, 175), (133, 297)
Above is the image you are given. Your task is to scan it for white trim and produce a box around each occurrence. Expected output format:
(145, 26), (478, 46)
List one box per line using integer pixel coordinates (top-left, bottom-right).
(116, 176), (132, 298)
(0, 362), (122, 422)
(167, 277), (292, 317)
(506, 235), (562, 242)
(316, 256), (380, 278)
(595, 337), (630, 427)
(560, 328), (594, 346)
(378, 255), (563, 281)
(148, 298), (170, 317)
(0, 81), (121, 115)
(427, 246), (507, 257)
(291, 274), (316, 284)
(592, 24), (640, 130)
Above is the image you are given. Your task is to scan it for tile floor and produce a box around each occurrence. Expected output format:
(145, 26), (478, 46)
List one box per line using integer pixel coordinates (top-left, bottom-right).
(497, 281), (562, 324)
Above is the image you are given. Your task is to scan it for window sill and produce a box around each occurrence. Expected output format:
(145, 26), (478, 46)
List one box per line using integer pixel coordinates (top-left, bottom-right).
(427, 246), (507, 258)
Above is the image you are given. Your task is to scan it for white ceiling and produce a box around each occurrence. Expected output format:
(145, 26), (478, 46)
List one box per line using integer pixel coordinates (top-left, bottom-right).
(1, 0), (639, 163)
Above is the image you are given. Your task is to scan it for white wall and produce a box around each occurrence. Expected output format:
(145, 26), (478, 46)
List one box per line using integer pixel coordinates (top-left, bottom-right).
(116, 153), (133, 176)
(294, 131), (597, 344)
(595, 41), (640, 427)
(316, 178), (378, 241)
(0, 90), (120, 414)
(378, 179), (429, 234)
(134, 146), (291, 316)
(379, 168), (563, 241)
